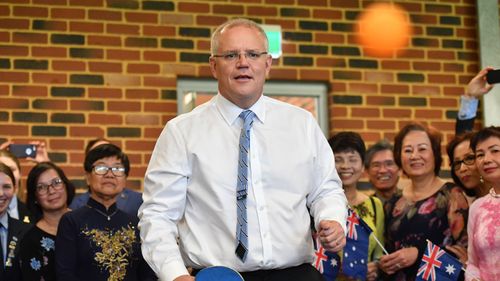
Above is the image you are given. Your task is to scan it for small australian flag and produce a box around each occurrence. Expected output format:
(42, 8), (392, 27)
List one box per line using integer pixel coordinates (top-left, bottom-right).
(313, 233), (341, 280)
(341, 208), (372, 280)
(416, 240), (462, 281)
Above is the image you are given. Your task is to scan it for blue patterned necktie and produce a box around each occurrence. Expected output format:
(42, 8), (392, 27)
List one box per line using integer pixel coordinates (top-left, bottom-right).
(235, 110), (255, 262)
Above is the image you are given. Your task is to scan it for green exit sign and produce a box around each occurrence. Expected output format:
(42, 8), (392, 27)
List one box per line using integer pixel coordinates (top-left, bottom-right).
(261, 24), (282, 59)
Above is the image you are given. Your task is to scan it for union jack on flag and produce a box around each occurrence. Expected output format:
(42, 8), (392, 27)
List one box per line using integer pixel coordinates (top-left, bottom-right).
(313, 233), (340, 280)
(416, 240), (462, 281)
(346, 209), (360, 240)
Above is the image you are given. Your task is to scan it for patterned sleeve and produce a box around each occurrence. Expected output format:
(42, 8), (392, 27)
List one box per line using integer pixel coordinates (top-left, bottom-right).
(465, 201), (480, 281)
(447, 185), (469, 246)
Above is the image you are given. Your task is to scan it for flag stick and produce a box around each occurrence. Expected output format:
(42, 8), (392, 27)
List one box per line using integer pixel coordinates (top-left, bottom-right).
(372, 233), (389, 255)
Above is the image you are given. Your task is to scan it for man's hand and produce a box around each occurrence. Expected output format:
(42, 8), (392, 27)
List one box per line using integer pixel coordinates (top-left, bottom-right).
(173, 275), (195, 281)
(318, 220), (346, 252)
(379, 247), (418, 275)
(466, 67), (495, 98)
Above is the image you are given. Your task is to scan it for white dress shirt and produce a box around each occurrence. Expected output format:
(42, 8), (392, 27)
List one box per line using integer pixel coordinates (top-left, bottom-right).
(139, 94), (347, 281)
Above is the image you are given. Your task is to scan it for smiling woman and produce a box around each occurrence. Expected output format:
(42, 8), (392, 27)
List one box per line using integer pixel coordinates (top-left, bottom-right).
(54, 144), (157, 281)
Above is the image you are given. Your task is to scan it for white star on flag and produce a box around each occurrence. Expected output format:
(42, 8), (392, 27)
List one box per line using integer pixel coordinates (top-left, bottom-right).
(445, 264), (456, 275)
(331, 259), (338, 268)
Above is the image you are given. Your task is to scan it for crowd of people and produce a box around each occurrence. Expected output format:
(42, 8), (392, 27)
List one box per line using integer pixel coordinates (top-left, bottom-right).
(0, 18), (499, 281)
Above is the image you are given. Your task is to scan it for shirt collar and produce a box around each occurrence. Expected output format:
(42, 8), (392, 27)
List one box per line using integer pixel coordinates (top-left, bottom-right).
(215, 93), (266, 126)
(0, 212), (8, 230)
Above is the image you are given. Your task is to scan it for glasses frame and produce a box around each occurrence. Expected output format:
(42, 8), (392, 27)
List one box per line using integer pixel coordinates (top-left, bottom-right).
(36, 178), (64, 195)
(212, 50), (269, 62)
(92, 165), (126, 177)
(451, 154), (476, 171)
(369, 160), (398, 171)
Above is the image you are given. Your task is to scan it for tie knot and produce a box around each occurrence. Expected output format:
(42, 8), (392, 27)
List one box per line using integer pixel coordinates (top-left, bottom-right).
(239, 110), (255, 122)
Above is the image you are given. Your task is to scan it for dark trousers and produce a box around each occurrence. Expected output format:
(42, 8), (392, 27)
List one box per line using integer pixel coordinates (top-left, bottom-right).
(194, 264), (325, 281)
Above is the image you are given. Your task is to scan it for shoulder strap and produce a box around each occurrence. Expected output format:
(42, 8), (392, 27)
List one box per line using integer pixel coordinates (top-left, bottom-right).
(369, 195), (377, 224)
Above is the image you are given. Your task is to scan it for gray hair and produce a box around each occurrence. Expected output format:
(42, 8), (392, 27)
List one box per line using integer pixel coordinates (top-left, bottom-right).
(364, 139), (394, 169)
(210, 18), (269, 54)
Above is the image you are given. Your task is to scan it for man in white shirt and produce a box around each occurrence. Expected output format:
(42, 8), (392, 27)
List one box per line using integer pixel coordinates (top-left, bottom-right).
(139, 18), (348, 281)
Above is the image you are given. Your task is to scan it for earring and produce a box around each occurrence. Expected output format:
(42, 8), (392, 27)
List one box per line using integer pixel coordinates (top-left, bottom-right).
(480, 176), (484, 184)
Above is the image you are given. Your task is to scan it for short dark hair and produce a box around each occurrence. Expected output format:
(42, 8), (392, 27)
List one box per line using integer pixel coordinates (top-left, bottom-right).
(446, 132), (475, 192)
(85, 138), (111, 155)
(0, 162), (16, 188)
(393, 122), (442, 176)
(364, 139), (393, 169)
(329, 131), (366, 162)
(26, 162), (76, 221)
(470, 126), (500, 152)
(84, 143), (130, 176)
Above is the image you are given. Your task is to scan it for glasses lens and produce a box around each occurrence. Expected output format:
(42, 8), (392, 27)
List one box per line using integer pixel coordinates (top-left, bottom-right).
(463, 155), (475, 165)
(94, 165), (108, 175)
(111, 167), (125, 177)
(36, 184), (48, 194)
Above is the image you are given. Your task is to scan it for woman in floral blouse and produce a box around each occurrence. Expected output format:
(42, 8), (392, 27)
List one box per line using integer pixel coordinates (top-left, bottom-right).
(379, 123), (469, 281)
(19, 162), (75, 281)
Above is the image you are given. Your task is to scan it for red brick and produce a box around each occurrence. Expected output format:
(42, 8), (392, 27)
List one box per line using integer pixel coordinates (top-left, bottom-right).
(367, 120), (396, 130)
(70, 100), (102, 111)
(0, 98), (29, 109)
(0, 5), (10, 16)
(143, 76), (176, 87)
(35, 20), (67, 31)
(381, 84), (409, 94)
(125, 12), (158, 24)
(330, 82), (346, 92)
(0, 85), (9, 95)
(69, 0), (102, 7)
(143, 101), (177, 113)
(88, 9), (122, 21)
(0, 31), (9, 42)
(331, 118), (364, 130)
(430, 98), (457, 108)
(88, 113), (123, 124)
(32, 73), (67, 84)
(12, 85), (47, 97)
(0, 45), (29, 56)
(443, 86), (465, 96)
(125, 114), (159, 125)
(412, 85), (440, 95)
(381, 60), (410, 70)
(144, 127), (163, 139)
(428, 74), (456, 84)
(412, 14), (437, 24)
(142, 25), (175, 37)
(213, 4), (244, 15)
(159, 14), (194, 25)
(70, 126), (105, 137)
(125, 140), (156, 151)
(179, 2), (210, 13)
(196, 15), (227, 26)
(51, 8), (85, 19)
(107, 24), (140, 35)
(0, 125), (28, 136)
(265, 0), (295, 4)
(428, 50), (455, 60)
(142, 50), (176, 62)
(0, 18), (30, 29)
(299, 69), (329, 81)
(264, 19), (295, 29)
(108, 101), (141, 112)
(88, 35), (121, 46)
(33, 99), (67, 110)
(162, 64), (197, 76)
(127, 63), (160, 74)
(413, 61), (441, 71)
(107, 49), (141, 61)
(103, 74), (141, 87)
(349, 83), (378, 94)
(0, 71), (29, 83)
(313, 9), (342, 20)
(315, 33), (345, 44)
(317, 58), (346, 68)
(52, 60), (85, 71)
(352, 107), (380, 117)
(32, 46), (66, 58)
(268, 68), (298, 80)
(365, 71), (393, 83)
(415, 109), (442, 119)
(367, 96), (395, 106)
(125, 89), (158, 99)
(12, 32), (47, 44)
(89, 62), (122, 73)
(161, 115), (175, 126)
(33, 0), (66, 4)
(330, 106), (347, 118)
(397, 49), (425, 59)
(383, 109), (411, 118)
(50, 139), (85, 150)
(88, 88), (123, 99)
(328, 0), (359, 8)
(247, 6), (278, 16)
(70, 21), (104, 33)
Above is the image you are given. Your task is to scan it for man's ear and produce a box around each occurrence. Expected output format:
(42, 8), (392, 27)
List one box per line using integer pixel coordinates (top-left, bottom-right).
(209, 57), (218, 79)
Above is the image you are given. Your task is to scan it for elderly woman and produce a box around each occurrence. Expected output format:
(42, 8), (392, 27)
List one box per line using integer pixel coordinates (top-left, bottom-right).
(466, 126), (500, 281)
(19, 162), (75, 281)
(379, 123), (468, 281)
(55, 144), (156, 281)
(0, 163), (31, 281)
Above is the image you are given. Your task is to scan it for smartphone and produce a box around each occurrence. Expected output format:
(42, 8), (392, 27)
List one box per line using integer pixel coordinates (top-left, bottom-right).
(8, 144), (37, 158)
(486, 69), (500, 84)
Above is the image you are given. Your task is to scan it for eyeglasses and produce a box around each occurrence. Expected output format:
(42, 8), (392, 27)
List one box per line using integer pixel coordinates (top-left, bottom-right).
(451, 154), (475, 171)
(92, 165), (126, 177)
(369, 160), (397, 170)
(36, 178), (64, 195)
(212, 51), (268, 62)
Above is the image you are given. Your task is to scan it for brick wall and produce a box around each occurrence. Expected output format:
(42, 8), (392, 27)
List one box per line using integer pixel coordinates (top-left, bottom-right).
(0, 0), (484, 193)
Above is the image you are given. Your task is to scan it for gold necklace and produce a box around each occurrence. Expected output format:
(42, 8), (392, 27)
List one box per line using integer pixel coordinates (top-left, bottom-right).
(489, 188), (500, 198)
(86, 205), (118, 221)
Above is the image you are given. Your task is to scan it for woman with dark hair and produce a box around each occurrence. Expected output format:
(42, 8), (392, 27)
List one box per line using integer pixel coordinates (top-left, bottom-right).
(330, 132), (385, 281)
(55, 144), (156, 281)
(379, 122), (468, 281)
(446, 132), (489, 200)
(465, 126), (500, 281)
(0, 163), (31, 281)
(19, 162), (75, 281)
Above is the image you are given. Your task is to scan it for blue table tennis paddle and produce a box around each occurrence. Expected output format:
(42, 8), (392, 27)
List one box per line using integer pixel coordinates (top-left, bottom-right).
(195, 266), (244, 281)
